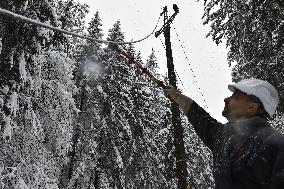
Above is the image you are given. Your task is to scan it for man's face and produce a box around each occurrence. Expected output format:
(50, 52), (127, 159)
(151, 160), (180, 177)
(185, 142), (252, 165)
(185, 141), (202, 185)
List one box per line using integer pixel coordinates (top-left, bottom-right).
(222, 89), (257, 122)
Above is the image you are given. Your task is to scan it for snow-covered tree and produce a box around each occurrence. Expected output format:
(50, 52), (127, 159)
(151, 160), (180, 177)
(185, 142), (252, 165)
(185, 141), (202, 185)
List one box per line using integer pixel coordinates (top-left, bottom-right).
(56, 0), (89, 57)
(201, 0), (284, 114)
(126, 47), (173, 188)
(146, 48), (159, 73)
(60, 11), (106, 189)
(0, 1), (79, 188)
(182, 115), (214, 189)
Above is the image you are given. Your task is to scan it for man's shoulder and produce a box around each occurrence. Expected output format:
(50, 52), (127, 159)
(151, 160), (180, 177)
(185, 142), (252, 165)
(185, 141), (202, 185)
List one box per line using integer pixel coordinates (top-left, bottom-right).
(253, 122), (284, 152)
(264, 129), (284, 149)
(240, 117), (284, 149)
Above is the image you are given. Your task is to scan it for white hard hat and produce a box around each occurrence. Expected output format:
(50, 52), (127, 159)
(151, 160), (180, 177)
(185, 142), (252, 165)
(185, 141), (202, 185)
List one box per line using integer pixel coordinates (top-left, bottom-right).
(228, 78), (279, 117)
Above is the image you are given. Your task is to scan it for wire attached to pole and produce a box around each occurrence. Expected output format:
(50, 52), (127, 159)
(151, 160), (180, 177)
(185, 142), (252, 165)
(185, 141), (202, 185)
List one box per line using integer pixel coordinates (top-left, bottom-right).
(172, 25), (209, 110)
(0, 7), (161, 45)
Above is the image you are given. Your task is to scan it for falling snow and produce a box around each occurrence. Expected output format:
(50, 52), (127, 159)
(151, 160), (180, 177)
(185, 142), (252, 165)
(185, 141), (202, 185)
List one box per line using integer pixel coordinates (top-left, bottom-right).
(19, 52), (27, 83)
(0, 0), (283, 188)
(0, 37), (2, 55)
(7, 92), (18, 117)
(3, 115), (11, 140)
(245, 0), (252, 5)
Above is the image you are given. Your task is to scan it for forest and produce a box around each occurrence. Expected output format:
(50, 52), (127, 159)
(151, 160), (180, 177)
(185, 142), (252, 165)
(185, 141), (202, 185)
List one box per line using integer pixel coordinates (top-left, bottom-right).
(0, 0), (283, 189)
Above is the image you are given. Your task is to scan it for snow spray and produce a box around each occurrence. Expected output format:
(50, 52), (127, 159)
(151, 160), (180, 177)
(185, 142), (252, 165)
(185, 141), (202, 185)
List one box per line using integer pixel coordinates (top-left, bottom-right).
(83, 60), (103, 78)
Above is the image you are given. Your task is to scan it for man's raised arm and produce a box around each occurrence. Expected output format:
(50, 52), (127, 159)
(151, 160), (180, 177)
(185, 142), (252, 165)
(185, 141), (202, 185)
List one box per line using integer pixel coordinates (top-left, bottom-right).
(163, 86), (193, 114)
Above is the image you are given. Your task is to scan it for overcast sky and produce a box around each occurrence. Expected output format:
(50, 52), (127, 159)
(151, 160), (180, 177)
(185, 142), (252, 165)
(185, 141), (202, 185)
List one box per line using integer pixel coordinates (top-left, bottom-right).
(77, 0), (233, 123)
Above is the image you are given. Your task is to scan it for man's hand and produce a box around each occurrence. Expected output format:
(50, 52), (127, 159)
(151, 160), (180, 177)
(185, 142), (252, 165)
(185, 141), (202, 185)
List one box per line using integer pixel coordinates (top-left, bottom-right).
(163, 85), (181, 99)
(163, 86), (193, 114)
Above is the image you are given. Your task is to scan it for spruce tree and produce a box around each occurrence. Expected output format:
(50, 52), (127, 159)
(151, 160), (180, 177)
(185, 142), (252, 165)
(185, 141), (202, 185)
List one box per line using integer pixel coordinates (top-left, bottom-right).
(63, 11), (105, 189)
(56, 0), (89, 57)
(93, 20), (134, 188)
(131, 49), (175, 188)
(201, 0), (284, 114)
(0, 0), (78, 188)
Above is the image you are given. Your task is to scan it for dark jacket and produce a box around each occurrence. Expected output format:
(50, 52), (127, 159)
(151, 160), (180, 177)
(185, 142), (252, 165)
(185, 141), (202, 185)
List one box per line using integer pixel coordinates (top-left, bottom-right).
(187, 101), (284, 189)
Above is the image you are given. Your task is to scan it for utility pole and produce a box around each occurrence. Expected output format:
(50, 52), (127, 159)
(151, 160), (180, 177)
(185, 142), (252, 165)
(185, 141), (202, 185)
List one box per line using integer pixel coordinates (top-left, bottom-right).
(155, 5), (190, 189)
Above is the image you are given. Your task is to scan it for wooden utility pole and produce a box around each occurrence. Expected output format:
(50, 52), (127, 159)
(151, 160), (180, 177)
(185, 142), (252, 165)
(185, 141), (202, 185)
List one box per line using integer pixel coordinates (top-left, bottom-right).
(155, 5), (190, 189)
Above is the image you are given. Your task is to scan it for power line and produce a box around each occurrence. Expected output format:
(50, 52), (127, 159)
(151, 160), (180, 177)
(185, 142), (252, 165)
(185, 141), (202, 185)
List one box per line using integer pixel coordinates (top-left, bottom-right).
(0, 7), (161, 45)
(172, 25), (209, 110)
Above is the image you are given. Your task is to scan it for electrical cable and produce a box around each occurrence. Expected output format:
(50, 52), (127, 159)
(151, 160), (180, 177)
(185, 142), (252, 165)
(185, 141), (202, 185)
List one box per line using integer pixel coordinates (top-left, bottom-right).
(0, 7), (161, 45)
(0, 7), (208, 108)
(172, 25), (209, 110)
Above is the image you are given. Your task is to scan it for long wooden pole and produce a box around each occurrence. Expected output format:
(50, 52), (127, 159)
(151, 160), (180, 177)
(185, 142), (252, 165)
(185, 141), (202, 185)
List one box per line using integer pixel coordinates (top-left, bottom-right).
(161, 5), (189, 189)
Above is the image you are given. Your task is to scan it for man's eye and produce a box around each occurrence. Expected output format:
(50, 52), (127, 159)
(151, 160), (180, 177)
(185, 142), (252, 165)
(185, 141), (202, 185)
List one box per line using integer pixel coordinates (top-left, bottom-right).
(232, 94), (238, 98)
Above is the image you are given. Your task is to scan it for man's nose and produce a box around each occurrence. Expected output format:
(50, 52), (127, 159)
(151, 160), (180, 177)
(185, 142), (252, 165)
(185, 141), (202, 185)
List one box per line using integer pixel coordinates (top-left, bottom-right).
(224, 96), (231, 103)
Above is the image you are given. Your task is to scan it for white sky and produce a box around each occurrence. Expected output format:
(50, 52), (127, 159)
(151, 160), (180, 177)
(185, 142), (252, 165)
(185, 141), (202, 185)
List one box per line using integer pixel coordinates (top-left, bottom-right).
(77, 0), (233, 123)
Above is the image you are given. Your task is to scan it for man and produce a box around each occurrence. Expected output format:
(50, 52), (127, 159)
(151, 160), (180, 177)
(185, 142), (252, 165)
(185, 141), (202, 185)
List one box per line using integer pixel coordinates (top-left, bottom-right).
(164, 78), (284, 189)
